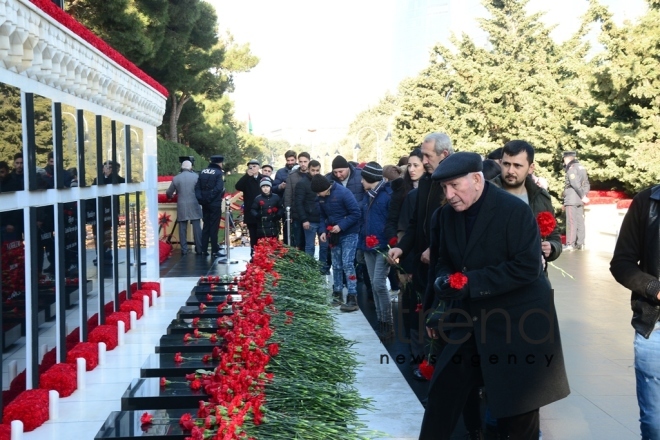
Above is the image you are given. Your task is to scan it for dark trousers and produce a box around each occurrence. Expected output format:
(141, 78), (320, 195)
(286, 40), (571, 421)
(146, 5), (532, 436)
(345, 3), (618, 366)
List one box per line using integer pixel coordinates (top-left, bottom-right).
(419, 337), (540, 440)
(201, 205), (222, 254)
(247, 223), (258, 253)
(291, 220), (305, 250)
(565, 204), (585, 247)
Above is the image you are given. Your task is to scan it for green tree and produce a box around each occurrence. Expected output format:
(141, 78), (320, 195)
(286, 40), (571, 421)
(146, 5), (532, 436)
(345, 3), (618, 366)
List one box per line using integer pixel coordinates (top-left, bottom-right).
(573, 0), (660, 193)
(66, 0), (168, 65)
(394, 0), (594, 203)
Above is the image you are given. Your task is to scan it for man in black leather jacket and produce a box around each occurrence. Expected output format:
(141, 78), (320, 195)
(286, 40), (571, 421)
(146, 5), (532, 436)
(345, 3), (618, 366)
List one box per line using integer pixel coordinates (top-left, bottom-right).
(610, 184), (660, 440)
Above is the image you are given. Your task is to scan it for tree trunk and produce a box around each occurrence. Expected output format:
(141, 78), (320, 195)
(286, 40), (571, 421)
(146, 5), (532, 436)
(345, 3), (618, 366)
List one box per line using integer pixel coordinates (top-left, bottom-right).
(168, 92), (191, 142)
(169, 94), (178, 142)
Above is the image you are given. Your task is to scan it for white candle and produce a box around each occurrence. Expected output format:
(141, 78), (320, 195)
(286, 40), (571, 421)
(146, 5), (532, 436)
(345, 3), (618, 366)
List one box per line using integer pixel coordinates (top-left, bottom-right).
(76, 358), (86, 390)
(49, 390), (59, 420)
(142, 296), (149, 317)
(117, 321), (125, 345)
(130, 311), (137, 328)
(98, 342), (106, 366)
(10, 420), (23, 440)
(8, 360), (17, 382)
(151, 290), (157, 305)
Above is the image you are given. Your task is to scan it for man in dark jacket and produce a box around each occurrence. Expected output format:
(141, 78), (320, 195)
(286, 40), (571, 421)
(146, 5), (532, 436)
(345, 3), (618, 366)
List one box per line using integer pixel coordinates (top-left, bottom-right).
(284, 152), (311, 250)
(326, 155), (365, 202)
(273, 150), (297, 244)
(610, 184), (660, 440)
(195, 155), (225, 256)
(421, 152), (569, 440)
(388, 132), (453, 307)
(235, 159), (263, 254)
(490, 141), (562, 272)
(312, 174), (361, 310)
(294, 160), (328, 273)
(562, 151), (590, 251)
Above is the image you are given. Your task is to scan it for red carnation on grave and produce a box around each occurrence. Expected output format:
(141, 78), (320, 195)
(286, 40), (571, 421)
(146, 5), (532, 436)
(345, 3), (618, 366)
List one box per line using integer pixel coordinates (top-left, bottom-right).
(190, 379), (202, 391)
(140, 412), (153, 425)
(536, 211), (556, 238)
(365, 235), (379, 248)
(419, 359), (435, 380)
(174, 352), (183, 363)
(40, 363), (77, 397)
(448, 272), (468, 290)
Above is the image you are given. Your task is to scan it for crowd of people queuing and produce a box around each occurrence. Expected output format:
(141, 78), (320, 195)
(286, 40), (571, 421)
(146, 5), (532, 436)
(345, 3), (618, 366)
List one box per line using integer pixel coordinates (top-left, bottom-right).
(233, 132), (601, 440)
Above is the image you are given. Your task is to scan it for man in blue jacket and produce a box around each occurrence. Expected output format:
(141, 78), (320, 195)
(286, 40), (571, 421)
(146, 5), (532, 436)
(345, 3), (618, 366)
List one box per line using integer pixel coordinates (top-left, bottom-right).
(195, 155), (225, 256)
(360, 162), (397, 338)
(312, 174), (361, 310)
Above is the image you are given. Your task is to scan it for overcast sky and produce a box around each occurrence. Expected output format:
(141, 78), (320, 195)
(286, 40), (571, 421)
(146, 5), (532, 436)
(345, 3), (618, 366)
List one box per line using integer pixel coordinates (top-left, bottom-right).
(208, 0), (646, 143)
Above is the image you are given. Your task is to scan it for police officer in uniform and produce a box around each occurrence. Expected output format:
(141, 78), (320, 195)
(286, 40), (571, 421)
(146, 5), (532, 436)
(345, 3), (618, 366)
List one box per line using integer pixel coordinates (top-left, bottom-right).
(195, 155), (225, 256)
(562, 151), (590, 251)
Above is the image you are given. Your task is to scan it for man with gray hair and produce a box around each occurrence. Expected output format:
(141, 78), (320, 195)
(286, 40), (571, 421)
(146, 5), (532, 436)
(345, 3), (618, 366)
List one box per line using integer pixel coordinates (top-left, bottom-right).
(167, 160), (203, 255)
(388, 132), (453, 311)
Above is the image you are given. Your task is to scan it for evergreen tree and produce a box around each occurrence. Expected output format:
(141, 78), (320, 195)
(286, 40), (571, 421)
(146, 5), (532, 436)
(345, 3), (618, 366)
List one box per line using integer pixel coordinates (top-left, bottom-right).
(574, 0), (659, 192)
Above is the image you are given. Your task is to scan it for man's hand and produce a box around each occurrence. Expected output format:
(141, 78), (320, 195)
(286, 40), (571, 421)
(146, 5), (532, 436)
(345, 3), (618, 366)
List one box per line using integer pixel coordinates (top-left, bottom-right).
(434, 275), (469, 301)
(302, 221), (310, 230)
(388, 247), (403, 266)
(582, 196), (590, 204)
(320, 233), (326, 243)
(330, 225), (341, 234)
(279, 182), (286, 190)
(541, 241), (552, 257)
(421, 248), (430, 264)
(426, 326), (439, 339)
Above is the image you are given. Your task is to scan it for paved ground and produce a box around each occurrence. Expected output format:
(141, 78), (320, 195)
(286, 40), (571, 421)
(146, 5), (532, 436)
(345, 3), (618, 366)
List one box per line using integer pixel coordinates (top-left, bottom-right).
(160, 245), (641, 439)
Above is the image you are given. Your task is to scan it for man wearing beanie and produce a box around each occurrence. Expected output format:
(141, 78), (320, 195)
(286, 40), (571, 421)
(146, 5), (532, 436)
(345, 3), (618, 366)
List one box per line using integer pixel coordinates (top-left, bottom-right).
(328, 155), (365, 202)
(359, 162), (397, 337)
(312, 174), (361, 309)
(167, 160), (203, 255)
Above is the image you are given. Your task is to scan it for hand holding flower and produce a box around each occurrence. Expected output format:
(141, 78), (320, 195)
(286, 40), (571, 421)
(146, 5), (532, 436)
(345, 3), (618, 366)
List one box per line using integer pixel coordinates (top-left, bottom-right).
(434, 272), (469, 300)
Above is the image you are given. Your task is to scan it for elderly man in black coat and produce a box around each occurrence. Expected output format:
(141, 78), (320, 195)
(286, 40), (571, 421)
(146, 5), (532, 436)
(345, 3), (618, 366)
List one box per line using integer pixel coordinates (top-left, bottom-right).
(420, 152), (569, 440)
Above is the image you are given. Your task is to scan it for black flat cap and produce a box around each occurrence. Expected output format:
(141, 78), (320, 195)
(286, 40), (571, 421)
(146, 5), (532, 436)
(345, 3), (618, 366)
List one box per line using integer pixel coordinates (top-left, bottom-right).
(431, 152), (483, 182)
(179, 155), (195, 164)
(210, 155), (224, 163)
(562, 151), (576, 158)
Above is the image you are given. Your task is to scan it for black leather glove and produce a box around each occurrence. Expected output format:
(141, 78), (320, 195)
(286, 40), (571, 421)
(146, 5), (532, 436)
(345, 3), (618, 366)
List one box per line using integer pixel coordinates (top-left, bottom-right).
(434, 275), (469, 300)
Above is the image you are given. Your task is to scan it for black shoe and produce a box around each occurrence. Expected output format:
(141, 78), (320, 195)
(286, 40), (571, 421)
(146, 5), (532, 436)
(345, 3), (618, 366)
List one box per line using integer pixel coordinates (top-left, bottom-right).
(196, 252), (209, 256)
(181, 251), (188, 256)
(331, 291), (343, 307)
(340, 295), (359, 312)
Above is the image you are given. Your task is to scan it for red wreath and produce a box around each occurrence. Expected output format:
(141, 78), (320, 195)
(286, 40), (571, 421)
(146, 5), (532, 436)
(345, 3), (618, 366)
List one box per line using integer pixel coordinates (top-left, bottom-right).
(536, 212), (557, 238)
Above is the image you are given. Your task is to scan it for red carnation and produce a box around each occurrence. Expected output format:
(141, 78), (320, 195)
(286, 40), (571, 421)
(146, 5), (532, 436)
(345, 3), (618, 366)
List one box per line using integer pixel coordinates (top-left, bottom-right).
(536, 211), (556, 238)
(202, 354), (211, 363)
(365, 235), (379, 248)
(160, 377), (169, 387)
(326, 225), (333, 231)
(415, 303), (423, 312)
(141, 412), (153, 425)
(268, 343), (280, 356)
(272, 207), (278, 213)
(259, 200), (265, 206)
(348, 274), (357, 281)
(189, 379), (202, 391)
(267, 208), (272, 214)
(174, 352), (183, 363)
(192, 317), (200, 326)
(419, 359), (435, 380)
(388, 237), (398, 247)
(448, 272), (468, 290)
(180, 413), (194, 430)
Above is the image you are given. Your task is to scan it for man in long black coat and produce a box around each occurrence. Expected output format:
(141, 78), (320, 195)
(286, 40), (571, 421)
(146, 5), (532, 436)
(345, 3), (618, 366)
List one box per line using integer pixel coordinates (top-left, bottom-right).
(420, 152), (569, 440)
